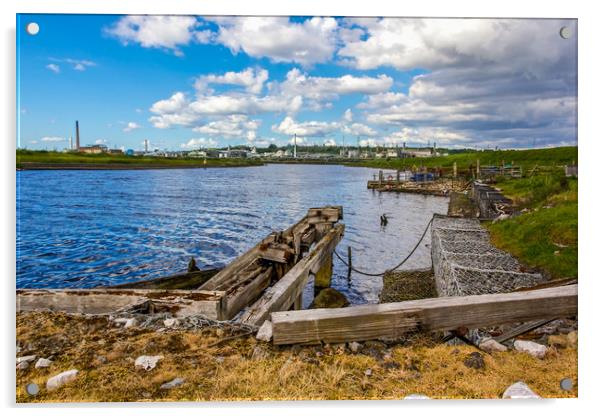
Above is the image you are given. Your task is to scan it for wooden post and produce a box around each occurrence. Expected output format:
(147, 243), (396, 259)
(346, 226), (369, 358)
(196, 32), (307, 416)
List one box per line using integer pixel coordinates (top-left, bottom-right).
(379, 170), (383, 186)
(396, 170), (400, 184)
(347, 246), (352, 282)
(453, 161), (457, 179)
(476, 159), (480, 179)
(314, 253), (333, 295)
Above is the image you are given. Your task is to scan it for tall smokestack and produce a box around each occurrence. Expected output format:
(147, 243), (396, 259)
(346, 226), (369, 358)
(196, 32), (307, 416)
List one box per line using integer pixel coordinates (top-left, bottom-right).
(144, 139), (148, 153)
(75, 120), (80, 150)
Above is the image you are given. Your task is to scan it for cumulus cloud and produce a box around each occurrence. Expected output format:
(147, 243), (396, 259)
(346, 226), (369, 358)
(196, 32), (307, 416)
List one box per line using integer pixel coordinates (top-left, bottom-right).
(180, 137), (218, 149)
(272, 116), (340, 137)
(324, 138), (337, 147)
(207, 16), (339, 66)
(193, 115), (260, 140)
(343, 109), (353, 122)
(46, 64), (60, 74)
(279, 68), (392, 100)
(123, 122), (141, 132)
(105, 15), (201, 55)
(195, 67), (269, 95)
(342, 123), (378, 137)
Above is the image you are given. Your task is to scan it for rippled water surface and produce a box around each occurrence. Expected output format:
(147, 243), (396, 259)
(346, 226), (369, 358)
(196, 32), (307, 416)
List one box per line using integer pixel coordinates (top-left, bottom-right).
(17, 164), (448, 304)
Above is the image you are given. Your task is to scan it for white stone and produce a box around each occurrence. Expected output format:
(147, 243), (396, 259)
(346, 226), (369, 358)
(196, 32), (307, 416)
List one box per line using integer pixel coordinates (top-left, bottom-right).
(46, 369), (78, 391)
(493, 214), (510, 223)
(364, 368), (373, 377)
(35, 358), (52, 368)
(135, 355), (163, 371)
(514, 340), (548, 359)
(479, 338), (508, 353)
(160, 377), (185, 390)
(256, 320), (273, 342)
(16, 361), (29, 370)
(124, 318), (137, 328)
(163, 318), (178, 328)
(404, 394), (431, 400)
(348, 341), (362, 353)
(502, 381), (541, 399)
(16, 355), (36, 364)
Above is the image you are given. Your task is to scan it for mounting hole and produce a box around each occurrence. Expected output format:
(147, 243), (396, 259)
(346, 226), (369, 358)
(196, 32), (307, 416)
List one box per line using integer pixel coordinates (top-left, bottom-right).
(25, 383), (39, 395)
(559, 26), (571, 39)
(560, 378), (573, 391)
(26, 22), (40, 36)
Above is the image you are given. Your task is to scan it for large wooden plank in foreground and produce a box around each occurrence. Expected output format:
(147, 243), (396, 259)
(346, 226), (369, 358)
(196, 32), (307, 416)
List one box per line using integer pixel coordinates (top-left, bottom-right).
(271, 285), (577, 345)
(16, 289), (227, 320)
(240, 223), (345, 326)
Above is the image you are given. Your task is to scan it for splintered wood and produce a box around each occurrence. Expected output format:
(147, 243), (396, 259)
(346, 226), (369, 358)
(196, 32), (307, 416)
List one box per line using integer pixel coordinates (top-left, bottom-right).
(199, 206), (344, 320)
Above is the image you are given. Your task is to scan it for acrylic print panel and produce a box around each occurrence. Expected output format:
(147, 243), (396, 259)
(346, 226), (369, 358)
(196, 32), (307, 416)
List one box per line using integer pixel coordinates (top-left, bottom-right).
(16, 14), (578, 402)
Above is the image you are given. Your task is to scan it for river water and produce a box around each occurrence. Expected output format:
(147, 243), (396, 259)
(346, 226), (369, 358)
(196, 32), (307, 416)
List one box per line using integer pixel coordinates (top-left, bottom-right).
(16, 164), (448, 305)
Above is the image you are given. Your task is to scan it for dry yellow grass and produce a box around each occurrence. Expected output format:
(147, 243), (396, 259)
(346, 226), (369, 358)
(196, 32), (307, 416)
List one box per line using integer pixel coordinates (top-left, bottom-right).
(16, 312), (577, 402)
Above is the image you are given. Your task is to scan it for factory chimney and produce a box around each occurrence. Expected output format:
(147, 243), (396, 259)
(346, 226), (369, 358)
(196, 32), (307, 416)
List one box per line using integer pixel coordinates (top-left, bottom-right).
(144, 139), (148, 153)
(75, 120), (80, 150)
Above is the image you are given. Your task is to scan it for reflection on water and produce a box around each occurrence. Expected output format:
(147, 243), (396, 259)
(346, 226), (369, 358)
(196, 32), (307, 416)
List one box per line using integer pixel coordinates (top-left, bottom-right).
(16, 164), (448, 304)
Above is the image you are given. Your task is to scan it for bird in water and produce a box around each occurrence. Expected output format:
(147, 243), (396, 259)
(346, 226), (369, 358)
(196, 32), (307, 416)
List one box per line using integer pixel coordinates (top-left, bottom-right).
(380, 214), (388, 227)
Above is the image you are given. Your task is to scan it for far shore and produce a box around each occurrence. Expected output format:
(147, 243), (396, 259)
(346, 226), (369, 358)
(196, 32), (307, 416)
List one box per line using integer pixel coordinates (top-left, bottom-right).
(16, 162), (264, 171)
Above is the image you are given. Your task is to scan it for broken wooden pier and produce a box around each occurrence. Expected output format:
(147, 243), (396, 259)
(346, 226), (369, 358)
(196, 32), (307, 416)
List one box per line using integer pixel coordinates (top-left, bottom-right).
(16, 206), (345, 323)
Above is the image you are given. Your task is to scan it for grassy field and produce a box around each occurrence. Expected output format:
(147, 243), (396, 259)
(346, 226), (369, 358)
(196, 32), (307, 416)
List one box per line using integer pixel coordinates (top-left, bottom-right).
(348, 146), (578, 172)
(16, 150), (263, 169)
(16, 312), (577, 402)
(486, 173), (578, 279)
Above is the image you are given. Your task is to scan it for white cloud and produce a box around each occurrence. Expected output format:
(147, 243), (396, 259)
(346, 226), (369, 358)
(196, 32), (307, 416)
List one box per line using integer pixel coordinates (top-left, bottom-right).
(105, 15), (200, 55)
(123, 122), (141, 132)
(272, 116), (340, 137)
(343, 109), (353, 123)
(342, 123), (378, 137)
(193, 115), (260, 139)
(46, 64), (60, 74)
(338, 18), (575, 73)
(49, 58), (97, 71)
(95, 139), (108, 145)
(195, 67), (269, 95)
(180, 137), (218, 149)
(41, 136), (66, 142)
(324, 138), (337, 146)
(278, 68), (392, 106)
(358, 92), (407, 109)
(207, 17), (339, 66)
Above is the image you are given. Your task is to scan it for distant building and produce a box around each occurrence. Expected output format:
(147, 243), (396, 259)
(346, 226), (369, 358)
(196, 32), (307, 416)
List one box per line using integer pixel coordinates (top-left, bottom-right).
(188, 150), (207, 158)
(78, 144), (107, 154)
(107, 148), (123, 155)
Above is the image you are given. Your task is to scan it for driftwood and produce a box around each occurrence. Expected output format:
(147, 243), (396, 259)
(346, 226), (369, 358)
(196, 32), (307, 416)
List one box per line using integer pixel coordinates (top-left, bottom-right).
(270, 285), (577, 345)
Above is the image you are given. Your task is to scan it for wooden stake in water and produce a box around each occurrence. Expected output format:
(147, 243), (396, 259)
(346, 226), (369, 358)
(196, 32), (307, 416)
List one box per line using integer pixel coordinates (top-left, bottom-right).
(347, 246), (353, 283)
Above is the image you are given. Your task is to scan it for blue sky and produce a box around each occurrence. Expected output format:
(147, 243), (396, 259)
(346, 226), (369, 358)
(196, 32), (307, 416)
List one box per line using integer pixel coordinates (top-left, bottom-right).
(17, 15), (577, 151)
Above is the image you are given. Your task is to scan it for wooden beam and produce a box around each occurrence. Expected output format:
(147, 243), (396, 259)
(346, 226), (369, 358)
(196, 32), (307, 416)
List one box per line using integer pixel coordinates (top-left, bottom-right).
(224, 267), (273, 320)
(16, 289), (227, 320)
(271, 285), (577, 345)
(239, 223), (345, 326)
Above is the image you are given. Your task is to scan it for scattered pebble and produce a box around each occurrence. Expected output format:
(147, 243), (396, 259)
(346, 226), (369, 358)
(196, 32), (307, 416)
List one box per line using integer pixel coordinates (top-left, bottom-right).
(46, 369), (78, 391)
(364, 368), (373, 377)
(135, 355), (163, 371)
(463, 352), (485, 369)
(35, 358), (52, 369)
(514, 340), (548, 359)
(502, 381), (541, 399)
(404, 394), (431, 399)
(160, 377), (185, 390)
(163, 318), (178, 328)
(16, 361), (29, 371)
(16, 355), (36, 364)
(348, 341), (362, 353)
(479, 338), (508, 353)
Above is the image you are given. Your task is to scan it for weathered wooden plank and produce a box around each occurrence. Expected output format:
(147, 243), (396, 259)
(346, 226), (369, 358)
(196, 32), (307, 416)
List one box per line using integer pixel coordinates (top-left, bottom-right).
(16, 289), (227, 320)
(239, 223), (345, 326)
(108, 269), (219, 290)
(271, 285), (577, 345)
(493, 319), (556, 344)
(307, 206), (343, 220)
(258, 244), (295, 264)
(224, 267), (273, 319)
